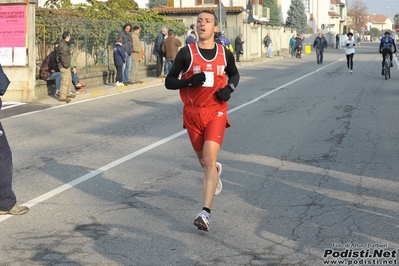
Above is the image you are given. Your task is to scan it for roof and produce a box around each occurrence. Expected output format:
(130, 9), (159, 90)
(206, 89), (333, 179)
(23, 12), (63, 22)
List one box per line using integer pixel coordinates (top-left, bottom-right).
(152, 6), (244, 14)
(330, 0), (346, 5)
(366, 14), (391, 24)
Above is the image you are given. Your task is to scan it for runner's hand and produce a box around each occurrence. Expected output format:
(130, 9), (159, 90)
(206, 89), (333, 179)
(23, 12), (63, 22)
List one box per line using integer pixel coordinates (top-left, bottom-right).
(215, 85), (233, 101)
(187, 72), (206, 87)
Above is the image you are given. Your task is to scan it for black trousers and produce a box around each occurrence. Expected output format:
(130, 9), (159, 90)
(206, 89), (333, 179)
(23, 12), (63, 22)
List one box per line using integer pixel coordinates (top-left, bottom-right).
(382, 49), (393, 67)
(156, 56), (164, 77)
(116, 65), (123, 83)
(346, 53), (354, 70)
(236, 51), (241, 62)
(0, 122), (16, 211)
(316, 48), (324, 63)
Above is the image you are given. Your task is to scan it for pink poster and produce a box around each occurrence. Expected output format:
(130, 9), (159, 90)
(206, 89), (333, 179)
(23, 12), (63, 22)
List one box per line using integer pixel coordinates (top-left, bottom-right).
(0, 5), (26, 48)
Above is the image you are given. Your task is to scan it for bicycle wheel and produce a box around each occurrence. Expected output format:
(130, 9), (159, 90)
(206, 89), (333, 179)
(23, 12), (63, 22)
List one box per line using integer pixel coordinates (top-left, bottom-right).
(385, 63), (388, 80)
(388, 64), (391, 79)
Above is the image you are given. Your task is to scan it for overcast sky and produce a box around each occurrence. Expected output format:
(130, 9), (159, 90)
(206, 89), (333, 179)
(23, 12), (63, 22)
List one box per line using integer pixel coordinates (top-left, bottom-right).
(354, 0), (399, 18)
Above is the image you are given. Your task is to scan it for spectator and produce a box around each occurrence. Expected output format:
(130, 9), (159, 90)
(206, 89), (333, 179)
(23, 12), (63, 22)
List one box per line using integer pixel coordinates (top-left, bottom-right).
(118, 23), (133, 85)
(234, 33), (244, 62)
(0, 69), (29, 216)
(289, 35), (296, 57)
(56, 31), (75, 103)
(295, 35), (303, 59)
(263, 33), (273, 58)
(131, 26), (144, 84)
(162, 29), (182, 77)
(186, 24), (195, 37)
(113, 36), (126, 87)
(39, 42), (61, 96)
(186, 31), (196, 45)
(40, 43), (86, 97)
(335, 34), (340, 49)
(153, 26), (168, 78)
(219, 31), (233, 53)
(70, 65), (87, 93)
(313, 33), (328, 64)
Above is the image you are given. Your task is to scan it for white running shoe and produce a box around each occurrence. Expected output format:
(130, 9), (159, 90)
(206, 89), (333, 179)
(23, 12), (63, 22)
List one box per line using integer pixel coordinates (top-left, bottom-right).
(215, 162), (223, 195)
(350, 70), (353, 74)
(194, 210), (210, 231)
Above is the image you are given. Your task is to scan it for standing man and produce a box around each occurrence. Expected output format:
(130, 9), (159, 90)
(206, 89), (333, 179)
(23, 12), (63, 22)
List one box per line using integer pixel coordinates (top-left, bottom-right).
(131, 26), (143, 84)
(165, 10), (240, 232)
(186, 24), (195, 37)
(162, 29), (182, 77)
(335, 34), (340, 49)
(153, 26), (168, 78)
(263, 33), (273, 58)
(234, 33), (244, 62)
(118, 23), (133, 85)
(0, 73), (29, 215)
(289, 35), (296, 57)
(313, 33), (328, 64)
(295, 35), (303, 59)
(56, 31), (75, 103)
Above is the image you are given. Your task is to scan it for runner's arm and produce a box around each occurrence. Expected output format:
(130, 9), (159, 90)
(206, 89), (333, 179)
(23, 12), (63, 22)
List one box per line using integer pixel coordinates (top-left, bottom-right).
(224, 50), (240, 88)
(165, 47), (192, 90)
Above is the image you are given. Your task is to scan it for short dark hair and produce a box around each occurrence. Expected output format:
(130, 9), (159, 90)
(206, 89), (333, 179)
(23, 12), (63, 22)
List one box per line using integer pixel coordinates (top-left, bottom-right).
(190, 24), (195, 29)
(385, 31), (390, 35)
(198, 10), (218, 26)
(133, 26), (140, 31)
(168, 29), (174, 36)
(62, 32), (70, 39)
(347, 32), (353, 36)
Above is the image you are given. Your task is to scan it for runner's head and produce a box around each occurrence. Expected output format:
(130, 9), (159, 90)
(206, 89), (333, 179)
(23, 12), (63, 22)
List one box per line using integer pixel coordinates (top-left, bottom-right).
(196, 11), (219, 41)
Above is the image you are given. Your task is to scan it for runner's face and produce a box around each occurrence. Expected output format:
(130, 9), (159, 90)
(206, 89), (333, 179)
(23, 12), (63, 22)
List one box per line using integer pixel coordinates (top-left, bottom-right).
(196, 13), (218, 41)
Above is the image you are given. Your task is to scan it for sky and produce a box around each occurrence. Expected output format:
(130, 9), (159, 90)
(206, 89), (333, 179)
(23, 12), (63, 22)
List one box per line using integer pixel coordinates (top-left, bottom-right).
(355, 0), (399, 18)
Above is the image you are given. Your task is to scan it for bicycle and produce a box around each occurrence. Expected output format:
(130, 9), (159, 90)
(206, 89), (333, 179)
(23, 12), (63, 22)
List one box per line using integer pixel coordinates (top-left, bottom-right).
(384, 53), (391, 80)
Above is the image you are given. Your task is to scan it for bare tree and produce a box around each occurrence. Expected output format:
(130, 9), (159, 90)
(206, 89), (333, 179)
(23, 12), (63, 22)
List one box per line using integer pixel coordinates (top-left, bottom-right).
(347, 0), (368, 34)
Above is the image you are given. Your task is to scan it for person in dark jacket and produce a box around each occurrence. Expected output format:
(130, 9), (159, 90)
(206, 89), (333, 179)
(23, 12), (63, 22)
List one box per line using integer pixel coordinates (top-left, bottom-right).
(313, 33), (328, 64)
(234, 34), (244, 62)
(186, 31), (196, 45)
(40, 42), (61, 95)
(153, 26), (168, 78)
(56, 31), (75, 103)
(118, 23), (133, 84)
(295, 35), (303, 58)
(0, 68), (29, 216)
(113, 37), (126, 86)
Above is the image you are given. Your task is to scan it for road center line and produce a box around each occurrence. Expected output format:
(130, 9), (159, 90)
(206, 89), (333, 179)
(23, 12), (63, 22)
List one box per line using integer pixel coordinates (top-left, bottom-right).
(0, 58), (343, 222)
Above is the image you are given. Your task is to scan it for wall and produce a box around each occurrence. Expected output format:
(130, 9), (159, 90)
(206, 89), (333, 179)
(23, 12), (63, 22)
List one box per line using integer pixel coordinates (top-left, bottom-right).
(0, 0), (37, 103)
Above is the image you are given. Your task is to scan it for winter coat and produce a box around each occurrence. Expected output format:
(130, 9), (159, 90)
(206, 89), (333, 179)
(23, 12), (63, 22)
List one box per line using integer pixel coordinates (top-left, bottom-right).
(162, 35), (182, 61)
(39, 50), (60, 80)
(132, 32), (143, 61)
(235, 36), (244, 53)
(313, 37), (328, 50)
(118, 30), (133, 55)
(56, 39), (71, 69)
(153, 31), (165, 57)
(113, 42), (126, 67)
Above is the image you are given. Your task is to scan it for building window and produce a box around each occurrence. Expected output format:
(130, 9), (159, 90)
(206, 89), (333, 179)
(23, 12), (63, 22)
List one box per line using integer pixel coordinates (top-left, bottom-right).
(303, 0), (310, 14)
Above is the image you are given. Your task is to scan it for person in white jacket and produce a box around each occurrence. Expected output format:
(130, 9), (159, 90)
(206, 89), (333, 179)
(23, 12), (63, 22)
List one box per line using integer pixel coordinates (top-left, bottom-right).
(343, 32), (356, 73)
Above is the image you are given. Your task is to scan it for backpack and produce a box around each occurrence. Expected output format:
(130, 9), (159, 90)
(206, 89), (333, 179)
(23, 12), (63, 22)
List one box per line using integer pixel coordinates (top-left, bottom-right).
(263, 36), (271, 47)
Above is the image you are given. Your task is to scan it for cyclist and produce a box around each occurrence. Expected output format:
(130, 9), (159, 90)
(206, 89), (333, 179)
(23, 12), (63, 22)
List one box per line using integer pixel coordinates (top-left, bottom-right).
(379, 31), (397, 75)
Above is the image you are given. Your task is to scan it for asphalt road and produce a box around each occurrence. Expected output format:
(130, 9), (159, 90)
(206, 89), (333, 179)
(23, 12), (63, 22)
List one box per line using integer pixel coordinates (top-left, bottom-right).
(1, 42), (398, 266)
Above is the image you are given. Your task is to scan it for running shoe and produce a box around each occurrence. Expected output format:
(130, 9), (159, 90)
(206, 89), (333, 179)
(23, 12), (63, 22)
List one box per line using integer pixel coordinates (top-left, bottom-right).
(215, 162), (223, 195)
(194, 210), (210, 231)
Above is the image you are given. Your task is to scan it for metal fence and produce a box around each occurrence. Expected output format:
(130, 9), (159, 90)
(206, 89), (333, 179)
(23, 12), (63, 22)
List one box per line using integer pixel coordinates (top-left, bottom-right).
(35, 16), (186, 76)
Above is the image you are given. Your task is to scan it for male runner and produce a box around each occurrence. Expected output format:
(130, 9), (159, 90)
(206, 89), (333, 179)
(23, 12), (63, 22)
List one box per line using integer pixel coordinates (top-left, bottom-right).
(165, 10), (240, 231)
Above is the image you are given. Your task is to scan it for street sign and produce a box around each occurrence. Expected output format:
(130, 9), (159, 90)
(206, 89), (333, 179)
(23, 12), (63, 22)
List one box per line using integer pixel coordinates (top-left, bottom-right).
(396, 25), (399, 33)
